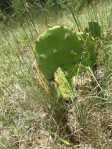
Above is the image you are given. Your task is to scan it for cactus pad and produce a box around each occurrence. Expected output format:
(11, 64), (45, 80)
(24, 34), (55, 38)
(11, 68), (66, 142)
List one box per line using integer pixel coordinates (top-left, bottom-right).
(35, 26), (96, 80)
(85, 21), (101, 38)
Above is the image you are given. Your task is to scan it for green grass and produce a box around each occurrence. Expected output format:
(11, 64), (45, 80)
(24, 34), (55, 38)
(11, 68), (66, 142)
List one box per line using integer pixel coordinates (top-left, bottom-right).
(0, 0), (112, 148)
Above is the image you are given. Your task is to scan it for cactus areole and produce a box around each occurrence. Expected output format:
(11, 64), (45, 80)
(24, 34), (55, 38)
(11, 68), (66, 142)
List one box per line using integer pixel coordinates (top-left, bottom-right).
(35, 26), (97, 80)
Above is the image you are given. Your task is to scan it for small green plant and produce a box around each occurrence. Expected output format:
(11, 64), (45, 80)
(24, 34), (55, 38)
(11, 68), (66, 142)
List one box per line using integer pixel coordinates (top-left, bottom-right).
(34, 24), (98, 143)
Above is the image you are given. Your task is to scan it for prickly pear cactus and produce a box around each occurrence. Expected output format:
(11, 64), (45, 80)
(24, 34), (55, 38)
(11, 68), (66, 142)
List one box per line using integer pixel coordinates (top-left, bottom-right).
(34, 25), (97, 142)
(85, 21), (101, 38)
(35, 25), (96, 80)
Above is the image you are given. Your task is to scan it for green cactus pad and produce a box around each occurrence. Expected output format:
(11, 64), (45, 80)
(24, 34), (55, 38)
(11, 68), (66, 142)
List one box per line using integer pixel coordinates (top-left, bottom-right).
(85, 21), (101, 38)
(35, 26), (96, 80)
(78, 32), (97, 66)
